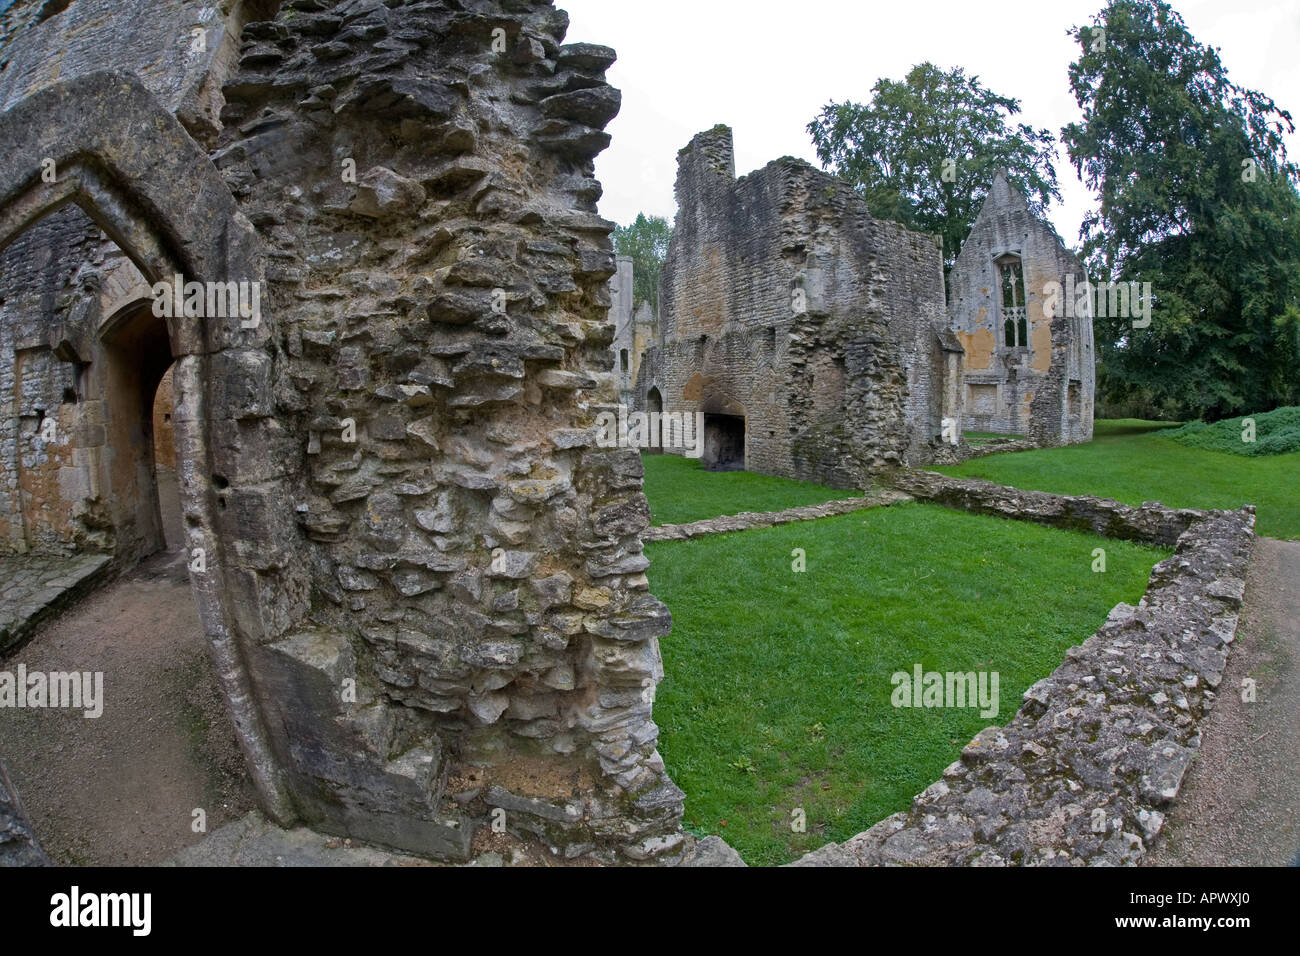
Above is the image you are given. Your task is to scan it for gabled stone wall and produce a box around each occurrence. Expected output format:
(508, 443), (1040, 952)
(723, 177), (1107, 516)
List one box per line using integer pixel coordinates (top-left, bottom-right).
(948, 173), (1094, 445)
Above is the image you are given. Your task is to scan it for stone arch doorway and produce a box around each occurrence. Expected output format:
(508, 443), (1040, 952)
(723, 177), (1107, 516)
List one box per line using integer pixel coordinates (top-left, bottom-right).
(0, 71), (296, 824)
(645, 387), (664, 455)
(98, 298), (184, 563)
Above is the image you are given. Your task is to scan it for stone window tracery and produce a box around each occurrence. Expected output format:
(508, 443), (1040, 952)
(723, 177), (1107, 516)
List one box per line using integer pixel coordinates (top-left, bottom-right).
(996, 255), (1028, 349)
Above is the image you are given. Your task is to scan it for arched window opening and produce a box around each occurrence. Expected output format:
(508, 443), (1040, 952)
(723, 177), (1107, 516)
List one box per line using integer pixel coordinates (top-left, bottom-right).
(996, 254), (1028, 349)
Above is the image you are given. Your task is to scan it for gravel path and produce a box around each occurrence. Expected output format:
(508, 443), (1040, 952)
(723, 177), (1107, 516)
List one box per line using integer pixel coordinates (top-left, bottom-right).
(1146, 537), (1300, 866)
(0, 548), (253, 865)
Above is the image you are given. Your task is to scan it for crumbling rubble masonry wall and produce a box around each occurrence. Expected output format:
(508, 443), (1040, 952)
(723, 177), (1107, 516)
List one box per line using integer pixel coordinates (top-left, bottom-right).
(642, 126), (957, 487)
(790, 471), (1254, 866)
(0, 0), (684, 863)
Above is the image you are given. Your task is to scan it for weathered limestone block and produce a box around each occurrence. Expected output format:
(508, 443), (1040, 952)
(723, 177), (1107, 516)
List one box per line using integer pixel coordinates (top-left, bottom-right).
(680, 835), (747, 867)
(348, 166), (428, 219)
(258, 629), (471, 860)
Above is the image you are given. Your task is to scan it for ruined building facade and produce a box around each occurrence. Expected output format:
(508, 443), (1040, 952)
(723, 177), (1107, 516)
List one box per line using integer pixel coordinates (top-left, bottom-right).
(636, 126), (960, 485)
(0, 0), (683, 862)
(631, 128), (1093, 486)
(948, 173), (1094, 445)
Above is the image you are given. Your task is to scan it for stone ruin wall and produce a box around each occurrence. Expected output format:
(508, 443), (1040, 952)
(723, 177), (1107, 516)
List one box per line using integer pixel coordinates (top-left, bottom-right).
(607, 254), (636, 405)
(645, 126), (954, 489)
(948, 174), (1095, 445)
(212, 0), (685, 860)
(607, 259), (657, 413)
(0, 208), (90, 555)
(0, 0), (279, 564)
(0, 205), (157, 559)
(0, 0), (686, 863)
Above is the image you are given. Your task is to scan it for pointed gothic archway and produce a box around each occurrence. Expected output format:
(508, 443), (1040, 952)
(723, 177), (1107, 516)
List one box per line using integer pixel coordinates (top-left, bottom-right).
(0, 70), (297, 824)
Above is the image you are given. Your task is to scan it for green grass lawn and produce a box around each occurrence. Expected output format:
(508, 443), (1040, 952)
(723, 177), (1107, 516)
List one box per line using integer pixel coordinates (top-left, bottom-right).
(940, 419), (1300, 540)
(641, 453), (856, 526)
(647, 501), (1165, 865)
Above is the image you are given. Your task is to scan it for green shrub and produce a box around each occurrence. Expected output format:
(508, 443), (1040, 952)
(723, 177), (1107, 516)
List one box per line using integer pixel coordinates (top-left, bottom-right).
(1164, 407), (1300, 457)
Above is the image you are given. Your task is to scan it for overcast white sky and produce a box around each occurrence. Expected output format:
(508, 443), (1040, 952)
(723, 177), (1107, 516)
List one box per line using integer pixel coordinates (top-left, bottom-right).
(559, 0), (1300, 248)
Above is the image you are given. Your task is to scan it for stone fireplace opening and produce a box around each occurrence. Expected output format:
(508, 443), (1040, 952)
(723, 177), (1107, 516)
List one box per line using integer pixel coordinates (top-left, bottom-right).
(703, 414), (745, 471)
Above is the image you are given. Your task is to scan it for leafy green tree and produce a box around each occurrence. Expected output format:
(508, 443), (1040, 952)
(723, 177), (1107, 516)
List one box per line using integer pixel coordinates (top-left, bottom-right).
(1064, 0), (1300, 420)
(613, 213), (673, 314)
(808, 62), (1061, 269)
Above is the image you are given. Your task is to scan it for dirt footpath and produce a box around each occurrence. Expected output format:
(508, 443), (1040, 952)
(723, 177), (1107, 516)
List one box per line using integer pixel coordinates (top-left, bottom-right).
(1146, 538), (1300, 866)
(0, 548), (253, 865)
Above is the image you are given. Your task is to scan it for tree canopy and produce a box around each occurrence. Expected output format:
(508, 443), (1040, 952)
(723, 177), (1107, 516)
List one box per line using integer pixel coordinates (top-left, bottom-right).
(613, 213), (673, 315)
(1063, 0), (1300, 420)
(807, 62), (1061, 270)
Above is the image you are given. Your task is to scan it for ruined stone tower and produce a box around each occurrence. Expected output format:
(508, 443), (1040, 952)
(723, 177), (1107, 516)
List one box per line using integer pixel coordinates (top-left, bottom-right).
(0, 0), (683, 862)
(642, 126), (959, 486)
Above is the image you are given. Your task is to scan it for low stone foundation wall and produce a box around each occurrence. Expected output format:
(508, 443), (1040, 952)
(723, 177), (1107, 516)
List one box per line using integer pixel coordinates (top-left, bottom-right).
(959, 438), (1040, 461)
(924, 438), (1040, 468)
(643, 490), (910, 543)
(681, 472), (1256, 866)
(889, 470), (1207, 547)
(782, 477), (1256, 866)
